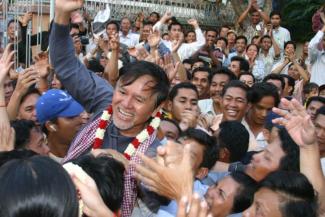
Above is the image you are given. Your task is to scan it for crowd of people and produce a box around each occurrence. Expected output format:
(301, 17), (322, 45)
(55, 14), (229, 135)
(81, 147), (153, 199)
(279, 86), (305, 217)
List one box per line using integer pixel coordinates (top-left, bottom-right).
(0, 0), (325, 216)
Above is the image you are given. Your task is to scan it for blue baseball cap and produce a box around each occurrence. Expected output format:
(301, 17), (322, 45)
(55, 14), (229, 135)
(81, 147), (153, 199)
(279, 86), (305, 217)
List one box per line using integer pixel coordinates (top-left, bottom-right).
(36, 89), (84, 124)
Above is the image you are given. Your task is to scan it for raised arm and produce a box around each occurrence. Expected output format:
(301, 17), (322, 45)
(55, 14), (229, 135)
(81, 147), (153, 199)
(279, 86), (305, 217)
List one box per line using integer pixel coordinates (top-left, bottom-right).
(51, 0), (113, 113)
(273, 98), (325, 215)
(103, 33), (120, 87)
(237, 1), (252, 26)
(308, 18), (325, 64)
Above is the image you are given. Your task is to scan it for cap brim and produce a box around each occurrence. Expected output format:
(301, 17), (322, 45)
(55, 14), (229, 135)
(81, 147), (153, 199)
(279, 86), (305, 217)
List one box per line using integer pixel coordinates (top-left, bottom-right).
(58, 100), (84, 118)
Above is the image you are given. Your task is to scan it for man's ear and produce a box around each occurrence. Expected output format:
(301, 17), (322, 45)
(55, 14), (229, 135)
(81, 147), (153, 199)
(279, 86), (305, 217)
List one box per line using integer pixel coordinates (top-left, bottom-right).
(45, 121), (57, 132)
(195, 167), (209, 180)
(167, 100), (172, 113)
(219, 147), (230, 163)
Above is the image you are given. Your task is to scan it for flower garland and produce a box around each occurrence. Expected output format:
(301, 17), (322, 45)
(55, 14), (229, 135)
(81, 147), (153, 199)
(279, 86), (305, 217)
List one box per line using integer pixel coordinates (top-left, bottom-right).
(93, 105), (161, 160)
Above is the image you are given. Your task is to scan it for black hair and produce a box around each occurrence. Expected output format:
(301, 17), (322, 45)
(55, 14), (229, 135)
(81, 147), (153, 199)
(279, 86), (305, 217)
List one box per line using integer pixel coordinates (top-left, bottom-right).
(150, 11), (160, 19)
(118, 61), (170, 108)
(220, 25), (230, 30)
(212, 67), (237, 81)
(260, 171), (317, 217)
(87, 59), (104, 73)
(246, 43), (259, 53)
(7, 19), (15, 28)
(303, 82), (319, 95)
(0, 149), (37, 168)
(316, 106), (325, 119)
(218, 121), (249, 162)
(19, 87), (41, 107)
(216, 36), (228, 46)
(239, 72), (255, 83)
(186, 30), (196, 35)
(191, 67), (213, 84)
(263, 74), (285, 90)
(180, 128), (218, 169)
(106, 20), (120, 32)
(69, 23), (79, 31)
(284, 40), (296, 50)
(235, 35), (248, 45)
(230, 56), (250, 73)
(182, 59), (194, 65)
(280, 74), (295, 95)
(221, 80), (250, 100)
(261, 35), (272, 42)
(306, 96), (325, 109)
(248, 82), (280, 107)
(270, 10), (282, 19)
(277, 127), (300, 172)
(0, 156), (79, 217)
(206, 28), (218, 36)
(168, 82), (198, 101)
(11, 119), (39, 150)
(72, 155), (124, 212)
(168, 21), (182, 31)
(160, 118), (181, 137)
(230, 172), (258, 213)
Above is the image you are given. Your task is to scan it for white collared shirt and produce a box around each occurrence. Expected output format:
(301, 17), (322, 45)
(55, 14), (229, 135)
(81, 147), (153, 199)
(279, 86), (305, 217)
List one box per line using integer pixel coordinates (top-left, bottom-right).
(308, 30), (325, 86)
(272, 26), (291, 52)
(119, 31), (140, 48)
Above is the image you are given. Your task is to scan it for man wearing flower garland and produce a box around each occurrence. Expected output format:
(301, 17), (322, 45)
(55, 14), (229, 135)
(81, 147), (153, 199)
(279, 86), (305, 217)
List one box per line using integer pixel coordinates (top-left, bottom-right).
(50, 1), (170, 216)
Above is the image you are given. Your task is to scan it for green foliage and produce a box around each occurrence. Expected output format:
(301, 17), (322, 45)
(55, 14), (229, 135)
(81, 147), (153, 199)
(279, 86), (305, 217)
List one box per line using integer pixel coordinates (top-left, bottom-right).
(281, 0), (323, 42)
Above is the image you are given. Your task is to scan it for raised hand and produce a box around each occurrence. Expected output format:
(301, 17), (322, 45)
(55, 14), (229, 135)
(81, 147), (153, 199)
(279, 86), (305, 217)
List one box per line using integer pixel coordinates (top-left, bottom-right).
(0, 44), (15, 84)
(19, 12), (32, 26)
(134, 144), (194, 201)
(179, 109), (199, 132)
(172, 32), (184, 53)
(177, 194), (209, 217)
(272, 98), (317, 147)
(187, 19), (199, 29)
(161, 11), (173, 23)
(161, 54), (180, 81)
(109, 33), (120, 51)
(33, 51), (50, 79)
(15, 68), (39, 96)
(55, 0), (84, 13)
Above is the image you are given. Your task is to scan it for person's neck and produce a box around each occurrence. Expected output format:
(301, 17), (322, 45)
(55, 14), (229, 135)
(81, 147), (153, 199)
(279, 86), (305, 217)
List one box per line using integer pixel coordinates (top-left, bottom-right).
(119, 124), (147, 138)
(237, 50), (244, 56)
(245, 113), (263, 137)
(48, 134), (70, 158)
(122, 30), (129, 36)
(262, 49), (269, 56)
(273, 25), (280, 30)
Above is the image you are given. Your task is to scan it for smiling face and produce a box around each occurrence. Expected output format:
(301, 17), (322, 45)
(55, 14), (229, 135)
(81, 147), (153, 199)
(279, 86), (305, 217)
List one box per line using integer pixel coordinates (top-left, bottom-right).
(221, 87), (248, 121)
(210, 74), (230, 104)
(112, 75), (159, 136)
(192, 71), (210, 99)
(205, 176), (240, 217)
(245, 128), (285, 181)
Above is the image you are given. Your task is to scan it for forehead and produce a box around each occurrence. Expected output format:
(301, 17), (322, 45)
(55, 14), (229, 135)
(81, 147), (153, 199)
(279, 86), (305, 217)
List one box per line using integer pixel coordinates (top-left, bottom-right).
(193, 71), (209, 78)
(254, 188), (282, 215)
(256, 96), (275, 107)
(175, 88), (198, 99)
(107, 24), (117, 29)
(212, 74), (229, 82)
(224, 87), (247, 98)
(160, 120), (178, 132)
(22, 93), (39, 105)
(119, 75), (157, 93)
(308, 100), (324, 109)
(218, 176), (240, 193)
(171, 24), (182, 30)
(240, 74), (253, 80)
(206, 31), (217, 36)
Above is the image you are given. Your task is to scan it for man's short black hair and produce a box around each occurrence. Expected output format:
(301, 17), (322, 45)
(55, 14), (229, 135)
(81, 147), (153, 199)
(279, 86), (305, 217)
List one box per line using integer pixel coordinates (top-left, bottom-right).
(248, 82), (280, 107)
(261, 35), (272, 42)
(230, 56), (250, 73)
(239, 72), (255, 83)
(180, 128), (218, 169)
(118, 61), (170, 108)
(72, 155), (125, 212)
(284, 40), (296, 50)
(260, 171), (317, 217)
(235, 35), (248, 45)
(221, 80), (250, 100)
(270, 10), (282, 19)
(219, 121), (249, 162)
(280, 74), (295, 96)
(20, 87), (41, 105)
(106, 20), (120, 32)
(150, 11), (160, 19)
(277, 127), (300, 172)
(306, 96), (325, 109)
(216, 37), (228, 46)
(11, 120), (39, 150)
(206, 28), (218, 35)
(303, 82), (319, 95)
(230, 172), (258, 213)
(211, 67), (237, 81)
(168, 82), (198, 101)
(263, 74), (285, 90)
(168, 21), (182, 31)
(192, 67), (213, 84)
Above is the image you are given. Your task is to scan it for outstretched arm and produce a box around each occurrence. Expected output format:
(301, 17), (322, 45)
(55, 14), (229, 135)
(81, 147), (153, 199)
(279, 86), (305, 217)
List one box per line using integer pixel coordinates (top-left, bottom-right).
(273, 98), (325, 215)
